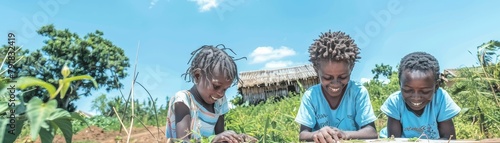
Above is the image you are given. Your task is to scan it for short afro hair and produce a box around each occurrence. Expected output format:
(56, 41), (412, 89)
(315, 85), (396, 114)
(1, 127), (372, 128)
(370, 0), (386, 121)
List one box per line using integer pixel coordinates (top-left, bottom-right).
(398, 52), (440, 81)
(182, 44), (246, 87)
(308, 30), (361, 69)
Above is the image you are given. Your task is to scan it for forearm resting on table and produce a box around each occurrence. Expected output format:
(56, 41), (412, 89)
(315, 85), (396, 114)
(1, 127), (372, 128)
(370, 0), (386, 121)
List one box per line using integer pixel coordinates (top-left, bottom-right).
(299, 130), (316, 141)
(344, 125), (378, 139)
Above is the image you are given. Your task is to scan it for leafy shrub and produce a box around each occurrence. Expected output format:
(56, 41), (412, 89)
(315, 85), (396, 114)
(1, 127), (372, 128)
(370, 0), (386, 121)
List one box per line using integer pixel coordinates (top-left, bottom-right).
(225, 92), (302, 142)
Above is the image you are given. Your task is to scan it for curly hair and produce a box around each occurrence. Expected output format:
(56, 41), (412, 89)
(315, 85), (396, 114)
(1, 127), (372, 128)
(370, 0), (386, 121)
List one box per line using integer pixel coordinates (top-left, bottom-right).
(182, 44), (246, 87)
(308, 30), (361, 69)
(398, 52), (440, 81)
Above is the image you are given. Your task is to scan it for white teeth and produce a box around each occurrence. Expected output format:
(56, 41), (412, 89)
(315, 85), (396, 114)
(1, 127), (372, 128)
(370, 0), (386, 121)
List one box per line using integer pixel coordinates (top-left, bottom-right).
(411, 102), (422, 106)
(329, 87), (340, 92)
(211, 96), (218, 101)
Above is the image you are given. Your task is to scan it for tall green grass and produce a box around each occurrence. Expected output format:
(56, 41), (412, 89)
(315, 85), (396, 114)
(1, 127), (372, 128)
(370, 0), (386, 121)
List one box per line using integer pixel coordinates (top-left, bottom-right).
(225, 93), (302, 142)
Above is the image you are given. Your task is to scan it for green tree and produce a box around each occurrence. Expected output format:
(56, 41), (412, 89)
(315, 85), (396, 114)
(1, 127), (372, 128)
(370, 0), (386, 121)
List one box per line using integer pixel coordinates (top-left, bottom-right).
(0, 24), (130, 112)
(444, 40), (500, 139)
(371, 63), (393, 80)
(90, 94), (125, 117)
(90, 94), (109, 116)
(364, 64), (400, 131)
(477, 40), (500, 67)
(90, 93), (168, 126)
(477, 40), (500, 95)
(230, 95), (244, 106)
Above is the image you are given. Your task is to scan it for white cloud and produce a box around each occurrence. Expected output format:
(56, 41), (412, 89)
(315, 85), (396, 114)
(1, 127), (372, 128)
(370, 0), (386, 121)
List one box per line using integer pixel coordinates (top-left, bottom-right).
(149, 0), (159, 9)
(360, 77), (391, 84)
(264, 61), (294, 69)
(381, 79), (390, 84)
(228, 102), (235, 109)
(249, 46), (296, 64)
(189, 0), (219, 12)
(360, 78), (371, 84)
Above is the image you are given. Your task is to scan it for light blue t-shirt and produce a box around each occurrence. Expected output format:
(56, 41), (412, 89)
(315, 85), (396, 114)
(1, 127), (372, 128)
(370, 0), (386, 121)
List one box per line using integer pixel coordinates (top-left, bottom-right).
(379, 88), (461, 139)
(295, 80), (377, 132)
(166, 90), (230, 139)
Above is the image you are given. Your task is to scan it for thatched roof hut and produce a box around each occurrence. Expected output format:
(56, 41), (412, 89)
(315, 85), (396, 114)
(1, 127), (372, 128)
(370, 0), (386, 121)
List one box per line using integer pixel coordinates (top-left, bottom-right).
(75, 110), (94, 118)
(237, 64), (319, 104)
(442, 67), (483, 87)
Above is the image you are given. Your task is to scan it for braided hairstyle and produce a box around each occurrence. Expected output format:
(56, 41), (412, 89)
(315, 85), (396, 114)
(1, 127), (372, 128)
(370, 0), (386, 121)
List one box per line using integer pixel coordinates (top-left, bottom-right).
(308, 30), (361, 70)
(182, 44), (246, 87)
(398, 52), (441, 83)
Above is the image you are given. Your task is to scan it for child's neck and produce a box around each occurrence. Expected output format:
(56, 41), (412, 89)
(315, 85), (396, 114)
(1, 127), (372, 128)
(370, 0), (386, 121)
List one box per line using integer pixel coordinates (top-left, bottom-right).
(323, 86), (347, 110)
(189, 86), (215, 112)
(406, 104), (425, 116)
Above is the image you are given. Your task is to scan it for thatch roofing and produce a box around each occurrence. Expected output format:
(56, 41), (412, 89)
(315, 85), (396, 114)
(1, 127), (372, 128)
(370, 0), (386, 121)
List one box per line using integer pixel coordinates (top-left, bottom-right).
(443, 69), (458, 77)
(75, 110), (94, 118)
(238, 64), (317, 88)
(442, 67), (480, 84)
(443, 66), (483, 77)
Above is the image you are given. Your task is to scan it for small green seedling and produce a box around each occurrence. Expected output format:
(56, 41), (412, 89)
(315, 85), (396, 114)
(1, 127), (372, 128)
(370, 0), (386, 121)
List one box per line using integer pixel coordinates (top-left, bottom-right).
(408, 137), (419, 142)
(17, 63), (97, 99)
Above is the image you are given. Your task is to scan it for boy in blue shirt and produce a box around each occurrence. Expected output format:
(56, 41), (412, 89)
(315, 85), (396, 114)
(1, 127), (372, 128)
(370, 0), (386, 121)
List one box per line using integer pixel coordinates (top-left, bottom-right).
(295, 30), (378, 143)
(379, 52), (461, 140)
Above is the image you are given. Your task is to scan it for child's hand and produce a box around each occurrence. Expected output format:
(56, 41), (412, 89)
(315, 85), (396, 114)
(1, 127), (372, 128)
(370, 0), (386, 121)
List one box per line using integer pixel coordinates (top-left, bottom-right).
(212, 130), (243, 143)
(238, 133), (258, 143)
(312, 126), (347, 143)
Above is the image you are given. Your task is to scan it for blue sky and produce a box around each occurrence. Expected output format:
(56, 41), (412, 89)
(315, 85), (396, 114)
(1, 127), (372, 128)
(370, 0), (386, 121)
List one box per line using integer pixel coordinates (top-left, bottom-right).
(1, 0), (499, 115)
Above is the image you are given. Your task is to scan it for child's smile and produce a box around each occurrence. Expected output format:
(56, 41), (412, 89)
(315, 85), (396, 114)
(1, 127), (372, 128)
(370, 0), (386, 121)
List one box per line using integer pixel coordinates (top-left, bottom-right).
(329, 87), (341, 93)
(318, 60), (351, 98)
(196, 70), (232, 105)
(210, 95), (219, 101)
(400, 70), (436, 114)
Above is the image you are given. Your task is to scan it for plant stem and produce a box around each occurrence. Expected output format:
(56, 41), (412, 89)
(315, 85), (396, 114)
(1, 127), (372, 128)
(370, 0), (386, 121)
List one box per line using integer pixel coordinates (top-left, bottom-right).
(118, 72), (139, 133)
(138, 119), (159, 142)
(479, 65), (500, 107)
(113, 107), (129, 135)
(136, 81), (163, 138)
(127, 41), (140, 143)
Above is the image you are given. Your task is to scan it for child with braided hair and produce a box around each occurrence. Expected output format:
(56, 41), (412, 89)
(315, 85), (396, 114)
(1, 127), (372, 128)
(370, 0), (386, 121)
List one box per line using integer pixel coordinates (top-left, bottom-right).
(295, 30), (378, 143)
(379, 52), (461, 140)
(166, 44), (257, 143)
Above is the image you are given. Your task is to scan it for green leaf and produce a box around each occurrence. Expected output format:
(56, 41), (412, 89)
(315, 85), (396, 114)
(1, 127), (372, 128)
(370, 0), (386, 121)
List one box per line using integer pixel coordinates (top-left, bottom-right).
(48, 121), (59, 140)
(39, 126), (55, 143)
(26, 98), (57, 141)
(60, 82), (71, 99)
(52, 118), (72, 143)
(0, 118), (9, 142)
(71, 112), (89, 127)
(14, 100), (26, 116)
(263, 114), (270, 143)
(460, 108), (470, 113)
(0, 101), (8, 113)
(47, 108), (71, 120)
(0, 88), (8, 102)
(0, 117), (26, 143)
(16, 77), (57, 98)
(64, 75), (98, 88)
(46, 108), (73, 142)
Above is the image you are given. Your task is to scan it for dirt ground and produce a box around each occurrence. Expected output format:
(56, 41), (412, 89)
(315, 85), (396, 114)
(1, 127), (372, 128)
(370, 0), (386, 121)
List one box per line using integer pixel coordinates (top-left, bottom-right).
(68, 126), (167, 143)
(25, 126), (168, 143)
(14, 126), (500, 143)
